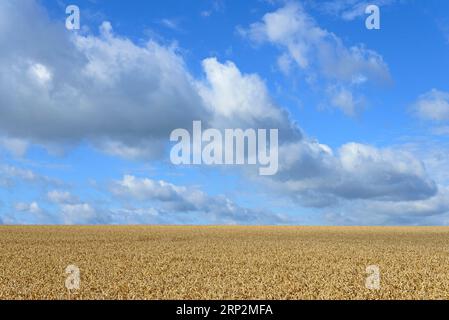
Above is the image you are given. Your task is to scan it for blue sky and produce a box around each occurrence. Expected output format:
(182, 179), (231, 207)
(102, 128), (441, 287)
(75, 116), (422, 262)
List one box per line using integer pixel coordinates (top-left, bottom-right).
(1, 0), (449, 225)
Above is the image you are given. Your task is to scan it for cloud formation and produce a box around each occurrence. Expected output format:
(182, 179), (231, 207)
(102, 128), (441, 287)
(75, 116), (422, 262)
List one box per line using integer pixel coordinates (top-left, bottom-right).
(0, 0), (445, 226)
(240, 3), (390, 82)
(47, 190), (78, 204)
(239, 3), (390, 114)
(0, 164), (59, 188)
(263, 141), (437, 208)
(15, 202), (41, 214)
(0, 1), (208, 159)
(414, 89), (449, 122)
(325, 186), (449, 225)
(111, 175), (286, 224)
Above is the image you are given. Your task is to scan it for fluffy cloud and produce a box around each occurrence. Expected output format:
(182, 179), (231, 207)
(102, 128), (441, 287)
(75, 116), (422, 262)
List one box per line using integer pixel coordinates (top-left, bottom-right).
(111, 175), (198, 210)
(0, 0), (443, 225)
(398, 140), (449, 186)
(327, 86), (365, 116)
(414, 89), (449, 121)
(240, 3), (390, 83)
(194, 56), (433, 208)
(325, 186), (449, 225)
(0, 1), (208, 159)
(239, 3), (390, 115)
(47, 190), (77, 204)
(0, 164), (59, 187)
(0, 1), (302, 159)
(0, 137), (29, 157)
(364, 187), (449, 217)
(263, 141), (437, 207)
(60, 203), (108, 225)
(337, 143), (436, 201)
(14, 202), (41, 214)
(111, 175), (286, 224)
(196, 57), (301, 140)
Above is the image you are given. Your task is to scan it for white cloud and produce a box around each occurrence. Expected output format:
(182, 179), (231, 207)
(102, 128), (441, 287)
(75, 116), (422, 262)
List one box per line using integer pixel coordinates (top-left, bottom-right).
(365, 187), (449, 217)
(60, 203), (104, 225)
(199, 58), (283, 121)
(176, 55), (435, 208)
(111, 175), (195, 206)
(277, 53), (293, 75)
(28, 63), (52, 85)
(414, 89), (449, 121)
(0, 1), (300, 159)
(15, 202), (41, 214)
(432, 126), (449, 136)
(264, 140), (437, 207)
(0, 137), (29, 157)
(160, 18), (180, 31)
(111, 175), (286, 224)
(327, 86), (364, 115)
(200, 0), (225, 18)
(0, 0), (444, 226)
(399, 140), (449, 186)
(201, 11), (212, 17)
(325, 186), (449, 226)
(241, 3), (390, 83)
(0, 164), (59, 187)
(196, 57), (301, 141)
(47, 190), (77, 204)
(193, 56), (426, 207)
(0, 1), (208, 159)
(337, 143), (435, 201)
(239, 3), (390, 115)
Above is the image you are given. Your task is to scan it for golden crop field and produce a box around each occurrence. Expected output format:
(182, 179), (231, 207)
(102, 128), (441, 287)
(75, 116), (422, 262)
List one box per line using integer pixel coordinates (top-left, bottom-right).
(1, 226), (449, 300)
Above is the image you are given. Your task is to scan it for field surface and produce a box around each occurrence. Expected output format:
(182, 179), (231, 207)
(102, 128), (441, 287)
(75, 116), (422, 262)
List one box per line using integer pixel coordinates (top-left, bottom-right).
(1, 226), (449, 300)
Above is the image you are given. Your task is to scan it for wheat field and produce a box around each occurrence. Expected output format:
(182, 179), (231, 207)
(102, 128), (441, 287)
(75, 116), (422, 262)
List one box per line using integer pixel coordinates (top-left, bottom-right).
(0, 226), (449, 299)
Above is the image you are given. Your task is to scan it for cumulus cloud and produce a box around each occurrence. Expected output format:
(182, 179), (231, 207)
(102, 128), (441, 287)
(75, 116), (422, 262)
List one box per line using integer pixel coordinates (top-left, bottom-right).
(0, 137), (29, 157)
(327, 86), (365, 115)
(196, 57), (301, 140)
(262, 141), (437, 207)
(60, 203), (108, 225)
(325, 186), (449, 225)
(14, 202), (41, 214)
(0, 164), (59, 187)
(2, 200), (53, 224)
(414, 89), (449, 122)
(398, 140), (449, 186)
(0, 1), (208, 159)
(364, 187), (449, 218)
(193, 57), (427, 207)
(240, 3), (390, 83)
(47, 190), (77, 204)
(239, 3), (390, 115)
(111, 175), (286, 224)
(0, 0), (443, 225)
(0, 1), (302, 160)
